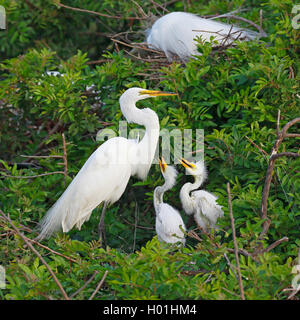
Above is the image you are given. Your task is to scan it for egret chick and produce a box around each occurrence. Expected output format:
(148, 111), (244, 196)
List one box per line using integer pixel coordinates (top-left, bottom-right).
(179, 158), (224, 232)
(154, 157), (186, 245)
(37, 88), (177, 241)
(147, 11), (261, 61)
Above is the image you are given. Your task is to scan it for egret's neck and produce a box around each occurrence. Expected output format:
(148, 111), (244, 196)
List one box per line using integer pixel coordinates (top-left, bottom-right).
(180, 174), (204, 215)
(153, 186), (164, 213)
(153, 181), (170, 213)
(121, 100), (160, 180)
(137, 109), (160, 164)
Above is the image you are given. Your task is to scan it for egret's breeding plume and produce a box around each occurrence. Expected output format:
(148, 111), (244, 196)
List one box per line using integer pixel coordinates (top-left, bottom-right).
(180, 158), (224, 232)
(37, 88), (177, 240)
(146, 11), (261, 61)
(154, 157), (186, 245)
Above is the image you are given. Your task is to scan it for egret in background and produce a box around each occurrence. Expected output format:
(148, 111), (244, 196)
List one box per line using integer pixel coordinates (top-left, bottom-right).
(154, 157), (186, 245)
(37, 88), (177, 241)
(180, 158), (224, 232)
(146, 11), (261, 61)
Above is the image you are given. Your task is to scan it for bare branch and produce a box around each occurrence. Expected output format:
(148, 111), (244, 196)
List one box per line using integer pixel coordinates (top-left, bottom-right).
(226, 248), (259, 263)
(271, 152), (300, 160)
(26, 238), (77, 263)
(245, 135), (268, 156)
(260, 116), (300, 239)
(56, 2), (147, 20)
(70, 271), (99, 299)
(88, 270), (109, 300)
(262, 237), (289, 253)
(36, 120), (62, 152)
(1, 171), (65, 179)
(20, 155), (63, 159)
(224, 253), (239, 281)
(214, 14), (267, 36)
(61, 133), (68, 185)
(285, 133), (300, 138)
(227, 183), (245, 300)
(0, 209), (70, 300)
(276, 109), (281, 137)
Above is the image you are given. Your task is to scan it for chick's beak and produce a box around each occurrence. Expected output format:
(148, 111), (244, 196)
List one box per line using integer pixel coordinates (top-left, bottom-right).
(180, 158), (196, 169)
(159, 157), (167, 173)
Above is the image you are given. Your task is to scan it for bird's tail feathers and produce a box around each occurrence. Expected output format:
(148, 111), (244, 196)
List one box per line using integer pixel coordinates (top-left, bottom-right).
(36, 201), (65, 240)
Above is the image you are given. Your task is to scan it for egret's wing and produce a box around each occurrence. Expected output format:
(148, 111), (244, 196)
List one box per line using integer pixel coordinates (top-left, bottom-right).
(147, 12), (199, 60)
(193, 190), (224, 227)
(147, 12), (260, 61)
(156, 203), (186, 244)
(38, 137), (133, 239)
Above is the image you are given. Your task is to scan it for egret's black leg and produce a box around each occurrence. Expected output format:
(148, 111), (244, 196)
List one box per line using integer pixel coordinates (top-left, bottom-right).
(98, 202), (107, 245)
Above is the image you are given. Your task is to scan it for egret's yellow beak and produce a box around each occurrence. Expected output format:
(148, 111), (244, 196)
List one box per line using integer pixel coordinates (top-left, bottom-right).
(159, 157), (167, 173)
(180, 158), (196, 169)
(139, 89), (177, 97)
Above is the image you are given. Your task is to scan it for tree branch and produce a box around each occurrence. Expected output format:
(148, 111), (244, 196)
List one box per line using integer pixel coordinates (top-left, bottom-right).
(70, 271), (99, 299)
(1, 171), (65, 179)
(88, 270), (108, 300)
(0, 209), (70, 300)
(260, 114), (300, 239)
(55, 2), (147, 20)
(227, 183), (245, 300)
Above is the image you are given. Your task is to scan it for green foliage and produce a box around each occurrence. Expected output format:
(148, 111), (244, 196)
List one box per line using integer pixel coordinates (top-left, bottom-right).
(0, 0), (299, 300)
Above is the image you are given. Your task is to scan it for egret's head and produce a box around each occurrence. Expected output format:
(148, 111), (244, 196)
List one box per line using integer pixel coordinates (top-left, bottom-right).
(159, 157), (178, 187)
(120, 87), (177, 104)
(180, 158), (207, 179)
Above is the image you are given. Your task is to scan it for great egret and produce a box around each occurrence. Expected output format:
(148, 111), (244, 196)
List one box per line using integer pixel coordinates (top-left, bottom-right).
(37, 88), (177, 240)
(154, 157), (186, 245)
(146, 11), (260, 61)
(179, 158), (224, 232)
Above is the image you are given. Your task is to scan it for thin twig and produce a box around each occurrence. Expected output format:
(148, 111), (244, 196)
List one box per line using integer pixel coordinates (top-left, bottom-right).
(271, 152), (300, 160)
(56, 2), (147, 20)
(227, 183), (245, 300)
(27, 238), (77, 263)
(261, 237), (289, 253)
(61, 133), (68, 185)
(213, 14), (267, 36)
(226, 248), (259, 263)
(276, 109), (281, 137)
(36, 120), (62, 152)
(88, 270), (108, 300)
(20, 155), (63, 159)
(1, 220), (76, 263)
(132, 201), (138, 252)
(70, 271), (99, 299)
(224, 253), (239, 281)
(187, 229), (203, 242)
(149, 0), (170, 13)
(245, 136), (268, 156)
(1, 171), (65, 179)
(0, 209), (70, 300)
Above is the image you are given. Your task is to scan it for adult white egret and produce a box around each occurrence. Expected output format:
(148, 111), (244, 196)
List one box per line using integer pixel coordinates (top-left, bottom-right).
(154, 157), (186, 245)
(179, 158), (224, 232)
(146, 11), (260, 61)
(37, 88), (177, 240)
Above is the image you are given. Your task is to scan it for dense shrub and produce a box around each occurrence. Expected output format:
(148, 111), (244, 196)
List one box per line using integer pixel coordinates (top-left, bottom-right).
(0, 0), (299, 300)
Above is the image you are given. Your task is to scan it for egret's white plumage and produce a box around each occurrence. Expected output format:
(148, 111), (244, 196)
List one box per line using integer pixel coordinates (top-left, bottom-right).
(146, 11), (260, 61)
(37, 88), (176, 240)
(180, 158), (224, 231)
(154, 158), (186, 245)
